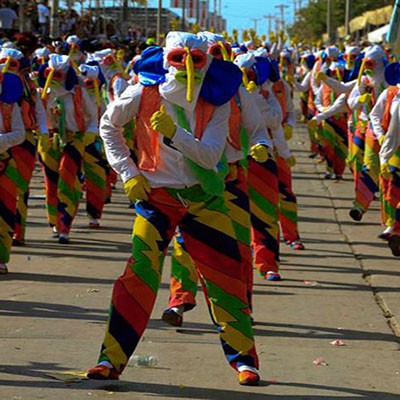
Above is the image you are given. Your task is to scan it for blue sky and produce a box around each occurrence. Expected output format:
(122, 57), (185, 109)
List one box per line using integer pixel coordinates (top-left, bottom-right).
(145, 0), (296, 37)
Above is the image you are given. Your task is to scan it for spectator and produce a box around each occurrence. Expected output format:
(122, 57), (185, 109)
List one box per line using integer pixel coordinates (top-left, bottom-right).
(0, 0), (18, 35)
(37, 1), (50, 37)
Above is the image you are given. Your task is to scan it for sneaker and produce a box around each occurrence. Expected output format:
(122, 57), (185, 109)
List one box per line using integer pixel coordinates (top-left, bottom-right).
(324, 171), (333, 179)
(161, 307), (183, 327)
(349, 208), (363, 222)
(87, 364), (120, 380)
(238, 370), (260, 386)
(51, 226), (59, 239)
(289, 241), (305, 250)
(58, 233), (70, 244)
(12, 237), (25, 246)
(264, 271), (282, 281)
(89, 219), (100, 229)
(378, 226), (393, 241)
(388, 235), (400, 257)
(0, 263), (8, 274)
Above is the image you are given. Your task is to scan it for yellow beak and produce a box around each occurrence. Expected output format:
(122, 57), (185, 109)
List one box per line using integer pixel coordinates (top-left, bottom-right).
(357, 58), (366, 86)
(94, 79), (101, 108)
(3, 57), (11, 73)
(184, 46), (195, 103)
(218, 41), (230, 61)
(41, 67), (54, 100)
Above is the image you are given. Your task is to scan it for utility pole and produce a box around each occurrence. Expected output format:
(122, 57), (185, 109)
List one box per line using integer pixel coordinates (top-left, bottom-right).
(264, 14), (275, 36)
(18, 0), (24, 32)
(345, 0), (351, 37)
(292, 0), (297, 22)
(213, 0), (217, 31)
(275, 3), (289, 33)
(156, 0), (162, 44)
(196, 0), (200, 24)
(49, 0), (59, 37)
(181, 0), (186, 30)
(327, 0), (333, 42)
(250, 17), (261, 32)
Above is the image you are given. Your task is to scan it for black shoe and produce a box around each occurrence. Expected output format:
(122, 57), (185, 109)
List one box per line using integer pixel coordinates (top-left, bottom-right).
(349, 208), (363, 222)
(12, 238), (25, 246)
(161, 308), (183, 327)
(58, 234), (70, 244)
(334, 175), (343, 181)
(388, 235), (400, 257)
(104, 197), (111, 204)
(324, 172), (333, 179)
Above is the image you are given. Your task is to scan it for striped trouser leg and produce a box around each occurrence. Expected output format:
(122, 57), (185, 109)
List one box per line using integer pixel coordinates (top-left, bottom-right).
(97, 186), (258, 374)
(178, 186), (258, 372)
(330, 116), (348, 177)
(12, 131), (37, 241)
(276, 156), (300, 243)
(168, 230), (198, 311)
(224, 165), (253, 310)
(38, 141), (61, 227)
(380, 176), (394, 227)
(168, 165), (253, 311)
(84, 140), (107, 220)
(351, 123), (366, 191)
(248, 158), (280, 274)
(57, 133), (85, 234)
(389, 159), (400, 233)
(354, 127), (380, 213)
(0, 155), (18, 264)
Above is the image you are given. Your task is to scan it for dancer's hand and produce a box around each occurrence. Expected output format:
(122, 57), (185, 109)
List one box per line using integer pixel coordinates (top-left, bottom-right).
(358, 93), (372, 104)
(150, 105), (176, 139)
(284, 124), (293, 140)
(250, 144), (269, 163)
(84, 132), (97, 146)
(378, 135), (386, 146)
(287, 155), (296, 168)
(38, 134), (51, 153)
(380, 163), (391, 179)
(124, 174), (151, 202)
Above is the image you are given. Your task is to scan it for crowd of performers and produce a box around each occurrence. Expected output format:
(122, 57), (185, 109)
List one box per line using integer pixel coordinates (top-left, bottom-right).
(0, 29), (399, 386)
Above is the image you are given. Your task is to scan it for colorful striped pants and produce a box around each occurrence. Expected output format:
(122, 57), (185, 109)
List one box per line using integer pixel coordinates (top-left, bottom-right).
(320, 115), (348, 176)
(276, 156), (300, 243)
(388, 153), (400, 233)
(354, 126), (379, 213)
(12, 130), (37, 242)
(248, 157), (280, 274)
(96, 186), (258, 374)
(0, 153), (18, 264)
(84, 139), (107, 220)
(39, 132), (85, 234)
(167, 165), (253, 312)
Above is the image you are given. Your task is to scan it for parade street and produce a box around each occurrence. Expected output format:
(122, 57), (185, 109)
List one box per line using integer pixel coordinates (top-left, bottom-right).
(0, 98), (399, 399)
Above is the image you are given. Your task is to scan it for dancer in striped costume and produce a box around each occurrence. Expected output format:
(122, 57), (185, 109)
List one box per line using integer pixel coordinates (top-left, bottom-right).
(78, 63), (107, 228)
(38, 54), (98, 244)
(7, 49), (49, 246)
(162, 32), (272, 326)
(376, 61), (400, 255)
(347, 46), (388, 222)
(0, 62), (25, 273)
(87, 32), (260, 386)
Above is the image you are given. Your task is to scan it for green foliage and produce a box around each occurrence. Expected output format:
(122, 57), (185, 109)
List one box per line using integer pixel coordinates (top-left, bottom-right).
(287, 0), (393, 44)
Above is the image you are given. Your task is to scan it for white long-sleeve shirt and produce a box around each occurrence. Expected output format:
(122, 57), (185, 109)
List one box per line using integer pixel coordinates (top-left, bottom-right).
(380, 99), (400, 165)
(314, 85), (348, 116)
(293, 71), (311, 93)
(322, 76), (356, 95)
(100, 83), (230, 187)
(45, 86), (98, 133)
(370, 87), (400, 142)
(0, 104), (25, 153)
(256, 86), (291, 159)
(35, 90), (48, 134)
(225, 86), (272, 163)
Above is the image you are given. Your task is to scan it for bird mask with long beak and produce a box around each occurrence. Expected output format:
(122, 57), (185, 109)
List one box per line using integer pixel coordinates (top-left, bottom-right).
(39, 54), (78, 100)
(0, 48), (24, 103)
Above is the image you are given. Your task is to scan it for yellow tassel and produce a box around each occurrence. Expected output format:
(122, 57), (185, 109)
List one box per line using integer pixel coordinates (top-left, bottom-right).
(184, 46), (194, 103)
(124, 60), (133, 75)
(41, 68), (54, 100)
(94, 79), (101, 108)
(241, 67), (249, 87)
(2, 57), (11, 73)
(357, 58), (366, 86)
(336, 68), (341, 81)
(218, 41), (229, 61)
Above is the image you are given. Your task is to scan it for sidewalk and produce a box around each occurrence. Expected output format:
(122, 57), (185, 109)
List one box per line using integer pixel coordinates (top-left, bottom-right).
(0, 100), (399, 399)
